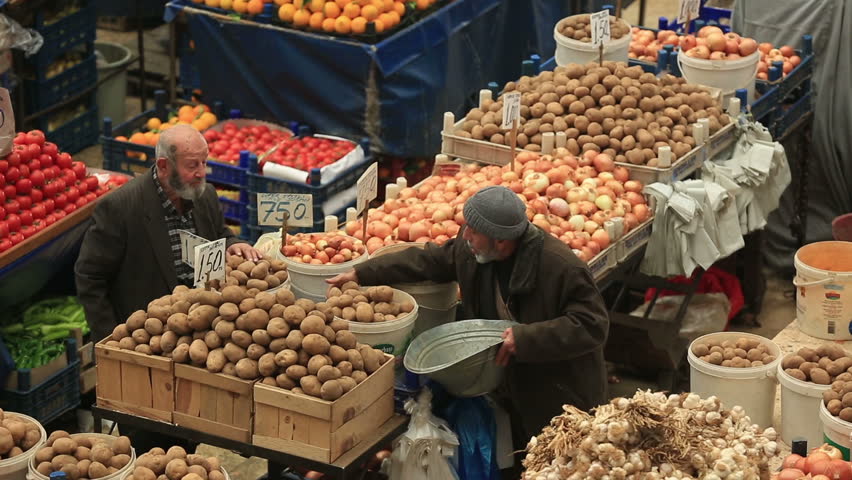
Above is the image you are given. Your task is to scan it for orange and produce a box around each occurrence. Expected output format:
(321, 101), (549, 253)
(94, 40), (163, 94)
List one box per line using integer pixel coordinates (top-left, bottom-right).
(192, 119), (208, 131)
(308, 11), (324, 29)
(146, 117), (162, 130)
(278, 3), (296, 21)
(323, 1), (340, 18)
(387, 10), (400, 25)
(169, 116), (179, 124)
(150, 133), (160, 145)
(334, 15), (351, 33)
(335, 0), (350, 7)
(193, 104), (209, 115)
(115, 135), (128, 142)
(370, 0), (384, 11)
(321, 17), (336, 31)
(178, 105), (196, 123)
(233, 0), (248, 13)
(159, 123), (173, 131)
(381, 0), (393, 12)
(378, 12), (394, 28)
(342, 2), (359, 18)
(360, 4), (377, 20)
(273, 0), (289, 4)
(220, 0), (233, 9)
(372, 17), (384, 32)
(293, 8), (311, 25)
(414, 0), (428, 9)
(143, 131), (156, 145)
(307, 0), (324, 12)
(392, 0), (404, 15)
(200, 112), (217, 128)
(247, 0), (264, 14)
(205, 0), (221, 7)
(350, 16), (367, 33)
(293, 0), (304, 8)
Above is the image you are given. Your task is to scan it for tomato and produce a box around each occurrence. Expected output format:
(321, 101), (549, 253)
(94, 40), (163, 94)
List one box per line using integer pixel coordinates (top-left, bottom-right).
(54, 178), (66, 192)
(18, 165), (28, 178)
(8, 231), (23, 245)
(16, 195), (32, 211)
(42, 142), (58, 159)
(39, 153), (53, 168)
(0, 238), (10, 252)
(75, 180), (88, 193)
(54, 193), (67, 209)
(43, 198), (54, 214)
(63, 203), (76, 214)
(0, 221), (8, 239)
(85, 176), (99, 191)
(0, 158), (12, 172)
(12, 133), (26, 145)
(56, 152), (72, 169)
(44, 214), (56, 226)
(30, 188), (43, 203)
(42, 168), (55, 181)
(0, 172), (4, 188)
(5, 213), (20, 232)
(20, 224), (35, 238)
(27, 159), (40, 171)
(26, 143), (41, 159)
(32, 220), (45, 233)
(30, 170), (45, 187)
(4, 199), (19, 215)
(31, 203), (45, 220)
(75, 197), (88, 208)
(6, 166), (20, 183)
(53, 209), (66, 219)
(85, 192), (97, 202)
(25, 130), (45, 146)
(3, 185), (15, 200)
(71, 161), (86, 180)
(65, 186), (80, 203)
(15, 178), (32, 195)
(18, 210), (32, 226)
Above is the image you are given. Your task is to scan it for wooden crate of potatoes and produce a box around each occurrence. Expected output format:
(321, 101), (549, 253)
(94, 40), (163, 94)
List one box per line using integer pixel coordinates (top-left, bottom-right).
(253, 351), (395, 463)
(174, 363), (255, 442)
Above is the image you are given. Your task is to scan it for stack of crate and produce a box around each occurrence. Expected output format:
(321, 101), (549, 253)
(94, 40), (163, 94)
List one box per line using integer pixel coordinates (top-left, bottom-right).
(25, 0), (99, 154)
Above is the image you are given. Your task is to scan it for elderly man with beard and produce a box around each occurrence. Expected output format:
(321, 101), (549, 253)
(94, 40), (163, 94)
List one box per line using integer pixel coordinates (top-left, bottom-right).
(75, 125), (260, 342)
(327, 185), (609, 475)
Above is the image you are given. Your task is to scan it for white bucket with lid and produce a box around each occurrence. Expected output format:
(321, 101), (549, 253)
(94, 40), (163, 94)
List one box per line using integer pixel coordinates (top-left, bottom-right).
(281, 234), (368, 303)
(687, 332), (781, 428)
(794, 241), (852, 340)
(778, 360), (831, 448)
(0, 413), (45, 480)
(678, 50), (760, 106)
(371, 243), (459, 310)
(554, 15), (632, 66)
(29, 433), (136, 480)
(820, 401), (852, 460)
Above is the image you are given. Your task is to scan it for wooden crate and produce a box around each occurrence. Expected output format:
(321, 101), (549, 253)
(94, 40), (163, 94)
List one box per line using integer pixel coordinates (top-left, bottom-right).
(252, 355), (395, 463)
(80, 365), (96, 394)
(174, 364), (255, 442)
(94, 338), (175, 423)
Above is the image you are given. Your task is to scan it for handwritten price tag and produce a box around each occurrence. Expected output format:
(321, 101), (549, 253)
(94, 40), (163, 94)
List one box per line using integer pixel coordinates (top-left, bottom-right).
(256, 193), (313, 227)
(179, 230), (208, 267)
(501, 92), (522, 130)
(590, 10), (611, 46)
(677, 0), (700, 24)
(193, 238), (226, 287)
(356, 162), (378, 213)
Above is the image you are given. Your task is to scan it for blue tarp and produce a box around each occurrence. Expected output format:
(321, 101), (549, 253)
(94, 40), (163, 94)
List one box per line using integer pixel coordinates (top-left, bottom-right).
(164, 0), (575, 156)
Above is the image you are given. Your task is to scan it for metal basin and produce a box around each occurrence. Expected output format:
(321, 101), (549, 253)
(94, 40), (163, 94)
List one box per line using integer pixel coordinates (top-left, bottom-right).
(404, 319), (516, 397)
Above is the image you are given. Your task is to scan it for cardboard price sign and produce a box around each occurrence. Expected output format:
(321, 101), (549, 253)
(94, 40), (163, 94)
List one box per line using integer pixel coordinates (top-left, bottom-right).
(193, 238), (226, 287)
(356, 162), (378, 213)
(677, 0), (700, 24)
(179, 230), (208, 267)
(500, 92), (522, 130)
(256, 193), (313, 227)
(590, 10), (611, 46)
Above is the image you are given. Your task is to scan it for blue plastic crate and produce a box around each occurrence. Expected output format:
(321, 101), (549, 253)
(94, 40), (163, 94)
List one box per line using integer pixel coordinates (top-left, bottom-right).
(751, 83), (780, 122)
(26, 53), (97, 111)
(100, 90), (171, 174)
(41, 96), (99, 155)
(219, 197), (248, 223)
(657, 5), (732, 34)
(772, 91), (812, 139)
(31, 4), (97, 74)
(207, 159), (247, 188)
(0, 339), (81, 425)
(755, 52), (814, 102)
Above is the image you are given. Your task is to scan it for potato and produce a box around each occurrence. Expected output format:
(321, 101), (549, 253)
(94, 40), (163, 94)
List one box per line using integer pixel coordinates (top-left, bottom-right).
(251, 262), (270, 280)
(189, 305), (219, 331)
(811, 368), (832, 385)
(300, 376), (322, 397)
(338, 376), (357, 393)
(302, 334), (330, 355)
(188, 465), (209, 479)
(841, 408), (852, 423)
(286, 330), (305, 350)
(53, 437), (77, 455)
(221, 286), (246, 304)
(167, 313), (191, 335)
(48, 430), (70, 446)
(275, 349), (299, 368)
(300, 315), (326, 335)
(111, 453), (131, 469)
(127, 310), (148, 330)
(286, 365), (308, 381)
(317, 365), (342, 383)
(165, 458), (188, 480)
(308, 355), (330, 375)
(352, 370), (368, 383)
(52, 454), (79, 471)
(77, 459), (92, 478)
(21, 428), (41, 451)
(283, 306), (307, 326)
(337, 360), (354, 377)
(219, 303), (239, 322)
(231, 330), (253, 349)
(235, 358), (259, 380)
(36, 446), (54, 463)
(188, 339), (209, 365)
(330, 318), (349, 332)
(347, 350), (365, 370)
(221, 342), (245, 363)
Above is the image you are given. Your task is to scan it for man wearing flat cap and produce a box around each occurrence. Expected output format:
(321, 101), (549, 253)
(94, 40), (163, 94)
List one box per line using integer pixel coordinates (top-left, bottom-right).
(328, 185), (609, 464)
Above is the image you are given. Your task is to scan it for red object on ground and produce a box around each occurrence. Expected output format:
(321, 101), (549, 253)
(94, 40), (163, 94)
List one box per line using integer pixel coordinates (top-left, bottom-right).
(833, 213), (852, 241)
(644, 266), (745, 329)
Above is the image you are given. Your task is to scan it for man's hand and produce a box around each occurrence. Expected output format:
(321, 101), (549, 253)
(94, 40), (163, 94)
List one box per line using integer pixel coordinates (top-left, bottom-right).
(326, 270), (358, 287)
(495, 327), (517, 367)
(227, 243), (262, 262)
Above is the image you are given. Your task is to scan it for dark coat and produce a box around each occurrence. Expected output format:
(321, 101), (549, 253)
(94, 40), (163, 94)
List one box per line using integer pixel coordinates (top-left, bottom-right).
(75, 172), (238, 342)
(354, 225), (609, 438)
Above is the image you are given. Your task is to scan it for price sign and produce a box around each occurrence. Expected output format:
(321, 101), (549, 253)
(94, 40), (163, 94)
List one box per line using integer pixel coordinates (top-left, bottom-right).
(356, 162), (378, 213)
(193, 238), (226, 287)
(590, 10), (611, 46)
(677, 0), (700, 24)
(500, 92), (522, 130)
(256, 193), (313, 227)
(179, 230), (208, 267)
(0, 88), (14, 157)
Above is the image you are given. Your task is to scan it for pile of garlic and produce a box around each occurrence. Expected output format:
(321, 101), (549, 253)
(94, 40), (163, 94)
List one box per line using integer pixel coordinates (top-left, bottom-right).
(523, 390), (778, 480)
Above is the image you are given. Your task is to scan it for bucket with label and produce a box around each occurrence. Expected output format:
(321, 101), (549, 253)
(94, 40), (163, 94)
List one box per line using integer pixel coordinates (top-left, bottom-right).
(794, 241), (852, 340)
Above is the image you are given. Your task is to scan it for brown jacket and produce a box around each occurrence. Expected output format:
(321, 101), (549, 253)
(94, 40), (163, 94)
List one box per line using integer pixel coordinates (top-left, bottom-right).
(75, 172), (238, 342)
(355, 225), (609, 438)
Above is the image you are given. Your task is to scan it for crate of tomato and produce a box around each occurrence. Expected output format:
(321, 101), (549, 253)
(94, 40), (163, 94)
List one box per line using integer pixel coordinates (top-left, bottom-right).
(202, 119), (294, 188)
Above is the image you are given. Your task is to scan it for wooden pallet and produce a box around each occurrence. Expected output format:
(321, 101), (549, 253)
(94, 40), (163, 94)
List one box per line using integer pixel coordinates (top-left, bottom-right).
(94, 338), (175, 423)
(174, 364), (255, 442)
(252, 355), (395, 463)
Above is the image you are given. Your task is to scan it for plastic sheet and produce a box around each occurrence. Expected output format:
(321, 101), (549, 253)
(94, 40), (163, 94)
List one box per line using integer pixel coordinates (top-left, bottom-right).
(0, 13), (43, 57)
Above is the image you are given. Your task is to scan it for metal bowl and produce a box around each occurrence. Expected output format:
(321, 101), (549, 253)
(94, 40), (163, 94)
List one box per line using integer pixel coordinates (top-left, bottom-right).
(404, 319), (516, 397)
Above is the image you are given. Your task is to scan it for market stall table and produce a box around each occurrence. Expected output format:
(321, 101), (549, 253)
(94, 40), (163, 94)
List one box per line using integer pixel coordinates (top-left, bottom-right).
(91, 406), (407, 480)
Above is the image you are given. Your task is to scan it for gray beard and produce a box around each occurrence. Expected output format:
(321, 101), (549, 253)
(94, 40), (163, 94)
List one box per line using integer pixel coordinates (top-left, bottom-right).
(171, 169), (206, 201)
(467, 240), (499, 264)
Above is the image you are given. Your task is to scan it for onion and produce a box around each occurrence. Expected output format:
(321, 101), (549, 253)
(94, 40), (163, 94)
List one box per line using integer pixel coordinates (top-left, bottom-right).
(586, 240), (601, 255)
(545, 183), (567, 199)
(430, 222), (447, 238)
(592, 153), (614, 172)
(564, 179), (577, 189)
(568, 202), (581, 216)
(624, 191), (645, 206)
(595, 195), (613, 211)
(579, 150), (596, 167)
(345, 220), (360, 236)
(584, 220), (598, 234)
(582, 178), (599, 189)
(546, 166), (571, 184)
(572, 248), (587, 261)
(581, 246), (594, 260)
(532, 215), (550, 231)
(567, 188), (587, 203)
(596, 186), (616, 200)
(568, 215), (585, 232)
(569, 237), (585, 249)
(623, 213), (639, 230)
(633, 204), (650, 222)
(591, 210), (610, 225)
(522, 188), (539, 201)
(605, 180), (625, 196)
(523, 172), (550, 193)
(530, 199), (549, 215)
(611, 204), (626, 217)
(578, 201), (598, 216)
(549, 198), (570, 217)
(591, 229), (611, 249)
(624, 180), (643, 193)
(782, 455), (802, 470)
(597, 172), (614, 182)
(534, 159), (553, 173)
(409, 220), (430, 240)
(613, 166), (629, 183)
(369, 221), (393, 239)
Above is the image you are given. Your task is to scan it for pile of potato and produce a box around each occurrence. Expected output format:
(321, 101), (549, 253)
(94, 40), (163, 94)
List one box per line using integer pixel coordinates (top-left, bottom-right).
(210, 255), (288, 293)
(0, 409), (42, 460)
(33, 431), (132, 479)
(556, 14), (630, 43)
(783, 344), (852, 385)
(326, 282), (416, 323)
(128, 446), (224, 480)
(691, 336), (776, 368)
(455, 61), (731, 166)
(106, 284), (389, 400)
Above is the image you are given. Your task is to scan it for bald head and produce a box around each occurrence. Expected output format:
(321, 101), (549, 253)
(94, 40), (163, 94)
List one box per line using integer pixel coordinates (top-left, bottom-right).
(156, 124), (208, 166)
(155, 124), (209, 202)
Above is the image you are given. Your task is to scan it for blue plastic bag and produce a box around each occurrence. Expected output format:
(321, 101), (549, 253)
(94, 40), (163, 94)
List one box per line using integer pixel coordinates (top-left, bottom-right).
(444, 396), (500, 480)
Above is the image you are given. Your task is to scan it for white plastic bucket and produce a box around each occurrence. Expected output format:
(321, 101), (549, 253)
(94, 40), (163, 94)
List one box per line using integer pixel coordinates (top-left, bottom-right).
(0, 413), (46, 480)
(778, 360), (831, 448)
(678, 50), (760, 106)
(820, 401), (852, 460)
(371, 243), (459, 310)
(414, 303), (458, 337)
(29, 433), (136, 480)
(281, 235), (369, 303)
(344, 289), (419, 359)
(687, 332), (780, 428)
(554, 16), (632, 66)
(794, 241), (852, 340)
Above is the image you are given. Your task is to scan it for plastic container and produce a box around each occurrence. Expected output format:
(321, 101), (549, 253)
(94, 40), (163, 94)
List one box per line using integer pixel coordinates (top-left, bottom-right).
(793, 241), (852, 340)
(95, 41), (133, 126)
(687, 332), (781, 428)
(0, 413), (46, 480)
(282, 243), (369, 302)
(370, 243), (459, 310)
(820, 401), (852, 460)
(777, 360), (831, 448)
(554, 15), (632, 66)
(677, 50), (760, 106)
(28, 433), (136, 480)
(344, 289), (419, 359)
